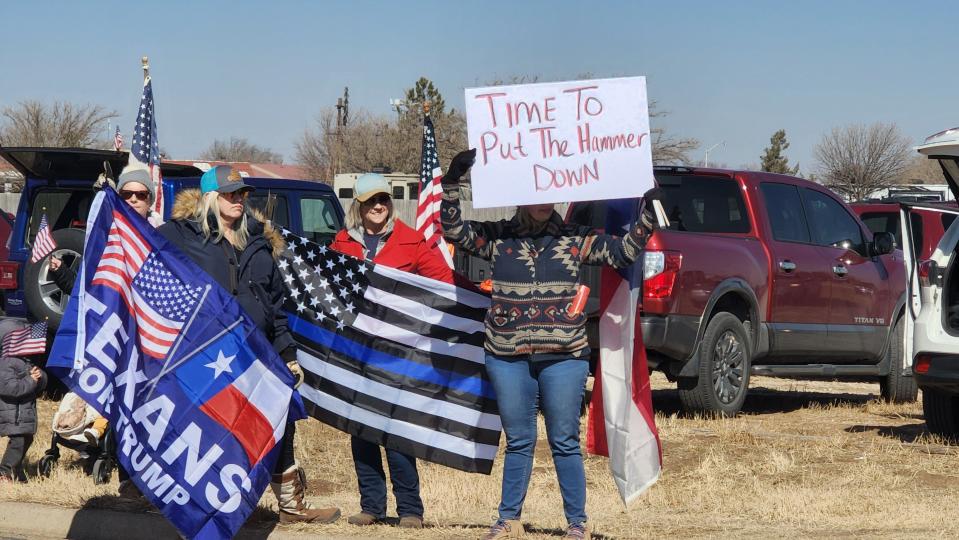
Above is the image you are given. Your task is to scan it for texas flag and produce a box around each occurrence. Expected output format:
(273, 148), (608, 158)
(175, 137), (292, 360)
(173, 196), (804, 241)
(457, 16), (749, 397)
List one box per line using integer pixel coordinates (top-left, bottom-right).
(176, 330), (295, 466)
(586, 197), (662, 505)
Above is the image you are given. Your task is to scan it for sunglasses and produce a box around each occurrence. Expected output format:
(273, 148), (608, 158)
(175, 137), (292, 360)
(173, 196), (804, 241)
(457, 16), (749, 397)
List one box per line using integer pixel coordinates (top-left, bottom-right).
(362, 194), (392, 206)
(119, 190), (150, 202)
(220, 190), (250, 202)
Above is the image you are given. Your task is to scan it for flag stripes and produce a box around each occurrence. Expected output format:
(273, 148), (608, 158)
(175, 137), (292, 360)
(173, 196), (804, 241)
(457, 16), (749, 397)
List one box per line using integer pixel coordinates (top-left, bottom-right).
(290, 315), (497, 406)
(30, 214), (57, 264)
(290, 312), (493, 387)
(299, 355), (502, 444)
(1, 321), (47, 357)
(279, 229), (499, 474)
(416, 115), (454, 268)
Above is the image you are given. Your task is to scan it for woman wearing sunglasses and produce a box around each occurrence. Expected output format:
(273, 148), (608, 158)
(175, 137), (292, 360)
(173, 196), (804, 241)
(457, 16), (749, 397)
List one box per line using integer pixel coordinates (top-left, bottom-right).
(47, 166), (161, 499)
(330, 173), (455, 530)
(158, 165), (340, 525)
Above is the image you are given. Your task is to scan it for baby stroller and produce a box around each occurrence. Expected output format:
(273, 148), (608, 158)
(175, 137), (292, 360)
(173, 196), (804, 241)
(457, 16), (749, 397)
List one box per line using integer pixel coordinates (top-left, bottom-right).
(38, 392), (116, 484)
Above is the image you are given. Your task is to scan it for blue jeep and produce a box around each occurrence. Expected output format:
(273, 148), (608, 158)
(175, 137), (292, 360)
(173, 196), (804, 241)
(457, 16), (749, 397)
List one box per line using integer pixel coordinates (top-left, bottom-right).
(0, 147), (344, 328)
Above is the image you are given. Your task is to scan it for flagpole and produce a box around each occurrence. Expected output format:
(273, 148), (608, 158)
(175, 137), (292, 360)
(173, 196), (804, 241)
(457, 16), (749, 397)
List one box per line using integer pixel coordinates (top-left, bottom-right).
(142, 56), (149, 81)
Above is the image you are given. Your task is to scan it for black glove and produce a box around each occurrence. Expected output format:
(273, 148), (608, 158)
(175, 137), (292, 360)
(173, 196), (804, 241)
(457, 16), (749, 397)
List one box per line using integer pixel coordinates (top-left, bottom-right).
(443, 149), (477, 186)
(639, 187), (665, 233)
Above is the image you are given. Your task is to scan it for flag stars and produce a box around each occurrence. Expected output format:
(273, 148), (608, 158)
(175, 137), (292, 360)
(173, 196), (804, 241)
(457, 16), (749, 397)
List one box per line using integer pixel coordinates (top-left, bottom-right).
(205, 350), (235, 379)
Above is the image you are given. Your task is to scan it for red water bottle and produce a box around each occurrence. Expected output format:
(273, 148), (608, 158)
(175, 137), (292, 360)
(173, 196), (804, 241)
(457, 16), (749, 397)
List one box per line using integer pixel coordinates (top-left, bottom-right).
(568, 285), (590, 316)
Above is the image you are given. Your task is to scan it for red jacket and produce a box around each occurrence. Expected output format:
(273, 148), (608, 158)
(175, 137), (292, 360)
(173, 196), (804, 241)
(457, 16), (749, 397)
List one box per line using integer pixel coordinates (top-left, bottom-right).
(330, 219), (454, 284)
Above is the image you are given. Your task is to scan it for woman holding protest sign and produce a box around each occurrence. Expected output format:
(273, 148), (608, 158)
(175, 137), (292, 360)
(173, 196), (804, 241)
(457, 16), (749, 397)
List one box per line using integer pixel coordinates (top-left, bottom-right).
(159, 165), (340, 524)
(441, 149), (661, 540)
(330, 172), (454, 530)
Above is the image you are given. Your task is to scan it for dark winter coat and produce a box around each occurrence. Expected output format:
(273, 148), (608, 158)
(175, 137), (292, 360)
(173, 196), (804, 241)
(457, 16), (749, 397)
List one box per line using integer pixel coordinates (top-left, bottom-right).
(0, 356), (47, 436)
(441, 183), (646, 360)
(158, 189), (293, 354)
(330, 219), (455, 283)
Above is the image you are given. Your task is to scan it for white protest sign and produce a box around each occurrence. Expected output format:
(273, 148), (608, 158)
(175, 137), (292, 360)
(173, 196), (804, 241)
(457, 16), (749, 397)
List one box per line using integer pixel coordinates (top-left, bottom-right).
(464, 76), (654, 208)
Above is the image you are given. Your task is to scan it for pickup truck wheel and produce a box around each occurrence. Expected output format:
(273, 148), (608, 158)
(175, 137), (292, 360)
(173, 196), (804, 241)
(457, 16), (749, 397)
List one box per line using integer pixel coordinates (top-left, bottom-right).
(879, 317), (917, 403)
(678, 312), (751, 417)
(24, 228), (85, 330)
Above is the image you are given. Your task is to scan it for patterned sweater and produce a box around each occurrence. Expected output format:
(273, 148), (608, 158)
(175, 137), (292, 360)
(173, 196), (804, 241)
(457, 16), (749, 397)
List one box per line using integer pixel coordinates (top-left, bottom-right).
(441, 184), (646, 360)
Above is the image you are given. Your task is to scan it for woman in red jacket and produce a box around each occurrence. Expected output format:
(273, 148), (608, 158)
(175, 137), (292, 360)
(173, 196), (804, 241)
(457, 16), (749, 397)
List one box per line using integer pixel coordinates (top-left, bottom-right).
(330, 173), (453, 529)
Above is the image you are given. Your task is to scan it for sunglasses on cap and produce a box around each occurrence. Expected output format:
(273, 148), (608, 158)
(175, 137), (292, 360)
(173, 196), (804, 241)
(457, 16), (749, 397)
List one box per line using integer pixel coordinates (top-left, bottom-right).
(362, 193), (391, 206)
(119, 189), (150, 202)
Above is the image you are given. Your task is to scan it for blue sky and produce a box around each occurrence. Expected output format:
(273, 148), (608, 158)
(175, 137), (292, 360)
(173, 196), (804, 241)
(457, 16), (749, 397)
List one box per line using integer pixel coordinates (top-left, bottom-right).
(1, 1), (954, 174)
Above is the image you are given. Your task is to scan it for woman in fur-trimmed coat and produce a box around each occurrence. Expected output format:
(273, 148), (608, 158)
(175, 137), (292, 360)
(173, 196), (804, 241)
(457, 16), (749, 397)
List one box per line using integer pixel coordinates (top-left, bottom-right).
(158, 165), (340, 525)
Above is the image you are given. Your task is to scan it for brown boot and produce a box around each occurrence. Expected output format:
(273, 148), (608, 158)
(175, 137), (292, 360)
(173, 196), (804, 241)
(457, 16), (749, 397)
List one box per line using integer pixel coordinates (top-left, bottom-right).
(399, 515), (424, 528)
(270, 465), (340, 524)
(347, 512), (380, 526)
(481, 519), (524, 539)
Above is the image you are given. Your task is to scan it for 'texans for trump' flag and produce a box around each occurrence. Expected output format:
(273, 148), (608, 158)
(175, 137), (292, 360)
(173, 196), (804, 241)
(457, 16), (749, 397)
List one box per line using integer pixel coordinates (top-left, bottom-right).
(46, 189), (304, 540)
(586, 198), (662, 506)
(277, 230), (501, 474)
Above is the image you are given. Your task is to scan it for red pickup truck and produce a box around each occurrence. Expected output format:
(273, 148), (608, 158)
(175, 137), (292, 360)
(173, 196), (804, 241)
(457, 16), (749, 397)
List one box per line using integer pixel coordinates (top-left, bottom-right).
(566, 166), (908, 416)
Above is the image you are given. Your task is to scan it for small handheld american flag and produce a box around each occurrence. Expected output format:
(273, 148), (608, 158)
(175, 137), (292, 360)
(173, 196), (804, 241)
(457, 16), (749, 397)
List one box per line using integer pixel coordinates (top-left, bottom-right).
(30, 213), (57, 264)
(114, 125), (123, 151)
(2, 320), (48, 357)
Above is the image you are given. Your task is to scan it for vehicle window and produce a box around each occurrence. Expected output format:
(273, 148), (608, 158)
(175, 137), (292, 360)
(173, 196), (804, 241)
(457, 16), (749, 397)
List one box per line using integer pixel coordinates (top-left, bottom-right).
(392, 186), (405, 200)
(909, 212), (924, 261)
(942, 213), (957, 232)
(566, 201), (608, 230)
(860, 212), (900, 248)
(760, 183), (810, 243)
(658, 176), (750, 233)
(338, 188), (353, 198)
(801, 188), (866, 255)
(300, 197), (341, 245)
(27, 189), (94, 246)
(407, 182), (420, 200)
(247, 194), (290, 229)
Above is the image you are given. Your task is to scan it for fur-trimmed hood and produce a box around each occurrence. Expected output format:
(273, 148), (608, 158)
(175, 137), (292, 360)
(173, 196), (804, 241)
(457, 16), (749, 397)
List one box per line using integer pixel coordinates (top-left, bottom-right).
(169, 188), (285, 259)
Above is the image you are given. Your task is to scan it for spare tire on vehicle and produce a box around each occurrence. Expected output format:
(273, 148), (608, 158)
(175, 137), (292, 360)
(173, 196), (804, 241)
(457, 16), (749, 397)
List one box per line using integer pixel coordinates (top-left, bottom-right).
(24, 228), (85, 330)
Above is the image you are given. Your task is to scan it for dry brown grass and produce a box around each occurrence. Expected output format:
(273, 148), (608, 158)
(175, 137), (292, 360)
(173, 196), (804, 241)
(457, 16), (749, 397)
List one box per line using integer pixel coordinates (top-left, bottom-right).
(3, 374), (959, 539)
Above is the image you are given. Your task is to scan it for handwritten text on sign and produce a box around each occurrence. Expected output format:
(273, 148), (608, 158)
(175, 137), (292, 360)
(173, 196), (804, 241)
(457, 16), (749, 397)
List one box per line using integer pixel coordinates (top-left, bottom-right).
(465, 77), (654, 208)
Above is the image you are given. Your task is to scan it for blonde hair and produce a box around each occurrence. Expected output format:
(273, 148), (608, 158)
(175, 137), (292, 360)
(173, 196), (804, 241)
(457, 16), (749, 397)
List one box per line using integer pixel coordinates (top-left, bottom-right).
(345, 197), (394, 232)
(196, 191), (250, 250)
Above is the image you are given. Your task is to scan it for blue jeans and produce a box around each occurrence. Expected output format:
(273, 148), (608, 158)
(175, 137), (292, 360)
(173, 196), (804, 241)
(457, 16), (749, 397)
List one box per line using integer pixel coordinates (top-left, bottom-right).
(351, 436), (423, 518)
(485, 355), (589, 525)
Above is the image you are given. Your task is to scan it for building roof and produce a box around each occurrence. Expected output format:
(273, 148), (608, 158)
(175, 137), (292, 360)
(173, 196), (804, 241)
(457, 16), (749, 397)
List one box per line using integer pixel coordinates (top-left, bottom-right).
(164, 160), (314, 181)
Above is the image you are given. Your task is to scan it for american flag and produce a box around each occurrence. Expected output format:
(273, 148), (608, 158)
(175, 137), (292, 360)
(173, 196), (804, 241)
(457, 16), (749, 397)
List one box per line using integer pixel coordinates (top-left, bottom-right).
(278, 229), (500, 473)
(2, 320), (47, 357)
(91, 211), (202, 359)
(114, 125), (123, 151)
(129, 77), (163, 217)
(30, 213), (57, 264)
(416, 114), (454, 268)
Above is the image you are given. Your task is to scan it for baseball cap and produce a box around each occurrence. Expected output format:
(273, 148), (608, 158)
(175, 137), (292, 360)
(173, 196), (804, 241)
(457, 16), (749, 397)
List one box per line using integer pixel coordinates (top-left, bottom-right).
(354, 173), (391, 202)
(200, 166), (255, 195)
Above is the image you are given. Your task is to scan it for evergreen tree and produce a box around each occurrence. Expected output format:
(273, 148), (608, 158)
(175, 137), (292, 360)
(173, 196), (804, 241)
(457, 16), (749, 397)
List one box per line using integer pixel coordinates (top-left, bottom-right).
(760, 129), (800, 175)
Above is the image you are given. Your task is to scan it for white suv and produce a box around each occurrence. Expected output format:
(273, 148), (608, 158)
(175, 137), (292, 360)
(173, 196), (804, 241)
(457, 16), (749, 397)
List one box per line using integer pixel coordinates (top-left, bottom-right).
(911, 127), (959, 439)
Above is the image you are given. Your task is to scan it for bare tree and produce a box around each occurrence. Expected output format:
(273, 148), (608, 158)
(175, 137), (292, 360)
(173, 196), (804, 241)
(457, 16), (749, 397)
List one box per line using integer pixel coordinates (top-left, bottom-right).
(0, 101), (118, 148)
(296, 78), (467, 182)
(900, 154), (946, 185)
(648, 100), (699, 165)
(201, 137), (283, 163)
(814, 122), (912, 201)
